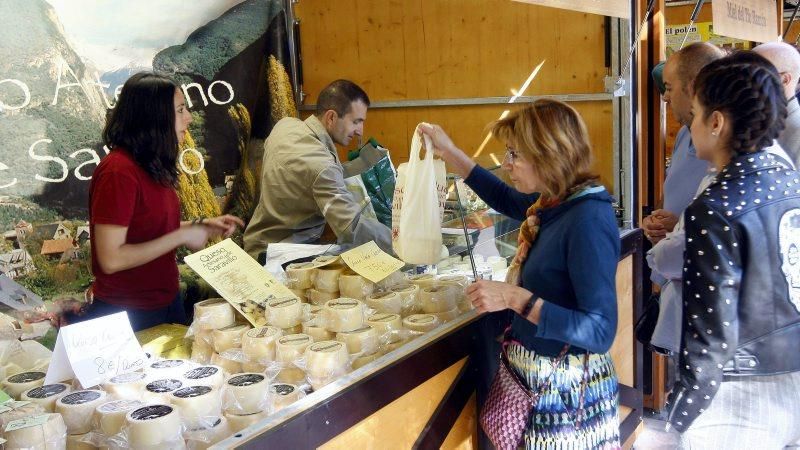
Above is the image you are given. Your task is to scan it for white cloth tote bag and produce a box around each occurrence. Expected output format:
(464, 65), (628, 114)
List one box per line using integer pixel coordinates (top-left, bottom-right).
(391, 123), (447, 264)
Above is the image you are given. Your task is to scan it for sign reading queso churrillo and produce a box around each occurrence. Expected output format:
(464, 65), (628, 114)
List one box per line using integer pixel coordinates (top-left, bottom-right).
(512, 0), (629, 19)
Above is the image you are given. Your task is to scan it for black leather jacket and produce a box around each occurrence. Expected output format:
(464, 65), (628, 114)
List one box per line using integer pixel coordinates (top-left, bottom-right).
(667, 151), (800, 432)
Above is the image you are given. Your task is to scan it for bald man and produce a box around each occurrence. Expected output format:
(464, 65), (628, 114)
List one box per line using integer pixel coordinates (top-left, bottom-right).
(754, 42), (800, 166)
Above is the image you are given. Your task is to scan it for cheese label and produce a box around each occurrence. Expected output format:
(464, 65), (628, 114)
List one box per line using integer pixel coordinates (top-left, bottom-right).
(310, 342), (343, 353)
(109, 372), (146, 383)
(270, 384), (295, 396)
(61, 391), (102, 405)
(391, 284), (416, 293)
(340, 327), (372, 336)
(247, 327), (279, 339)
(278, 335), (311, 345)
(97, 399), (142, 413)
(369, 314), (398, 323)
(288, 262), (316, 270)
(0, 401), (31, 413)
(370, 292), (395, 300)
(328, 300), (358, 309)
(184, 366), (219, 380)
(146, 379), (183, 393)
(268, 298), (299, 308)
(228, 374), (265, 387)
(130, 405), (173, 421)
(26, 384), (67, 399)
(8, 372), (45, 383)
(173, 386), (212, 398)
(340, 241), (404, 283)
(409, 274), (435, 281)
(150, 359), (184, 369)
(407, 315), (436, 325)
(312, 255), (340, 267)
(4, 414), (52, 432)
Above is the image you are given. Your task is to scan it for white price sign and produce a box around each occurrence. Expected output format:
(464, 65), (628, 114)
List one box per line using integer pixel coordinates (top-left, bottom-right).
(712, 0), (778, 43)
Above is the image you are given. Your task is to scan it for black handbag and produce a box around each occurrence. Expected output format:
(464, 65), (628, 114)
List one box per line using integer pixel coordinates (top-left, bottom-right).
(634, 292), (672, 355)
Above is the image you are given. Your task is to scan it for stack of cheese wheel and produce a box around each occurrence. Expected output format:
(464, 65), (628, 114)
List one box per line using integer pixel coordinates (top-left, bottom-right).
(323, 298), (364, 332)
(403, 314), (440, 335)
(94, 399), (144, 437)
(20, 383), (71, 412)
(304, 340), (349, 390)
(2, 371), (46, 399)
(275, 334), (313, 385)
(125, 404), (183, 449)
(266, 298), (303, 330)
(241, 326), (282, 371)
(171, 385), (222, 428)
(420, 285), (459, 322)
(55, 390), (108, 435)
(208, 323), (252, 374)
(437, 275), (471, 312)
(3, 413), (67, 449)
(268, 383), (301, 413)
(306, 288), (340, 306)
(338, 270), (374, 300)
(408, 273), (437, 290)
(312, 264), (345, 295)
(223, 373), (269, 416)
(285, 261), (317, 291)
(191, 299), (235, 363)
(336, 326), (378, 356)
(102, 371), (148, 401)
(390, 284), (420, 317)
(366, 313), (403, 344)
(302, 305), (334, 342)
(363, 291), (402, 315)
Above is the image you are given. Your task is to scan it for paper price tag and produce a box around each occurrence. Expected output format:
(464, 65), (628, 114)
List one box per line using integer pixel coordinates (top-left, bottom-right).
(4, 414), (51, 432)
(340, 241), (405, 283)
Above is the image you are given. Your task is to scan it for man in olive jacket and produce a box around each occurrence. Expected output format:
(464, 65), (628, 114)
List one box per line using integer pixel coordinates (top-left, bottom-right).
(244, 80), (391, 262)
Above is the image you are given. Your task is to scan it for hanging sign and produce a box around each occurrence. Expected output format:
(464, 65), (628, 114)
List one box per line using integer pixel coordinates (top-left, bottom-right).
(712, 0), (778, 43)
(512, 0), (630, 19)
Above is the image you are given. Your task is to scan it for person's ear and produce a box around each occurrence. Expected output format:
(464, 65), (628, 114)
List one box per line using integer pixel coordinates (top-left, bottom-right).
(710, 110), (725, 137)
(322, 109), (338, 128)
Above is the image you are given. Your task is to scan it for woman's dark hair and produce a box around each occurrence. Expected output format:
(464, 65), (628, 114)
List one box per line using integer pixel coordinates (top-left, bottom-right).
(693, 51), (787, 155)
(103, 72), (180, 186)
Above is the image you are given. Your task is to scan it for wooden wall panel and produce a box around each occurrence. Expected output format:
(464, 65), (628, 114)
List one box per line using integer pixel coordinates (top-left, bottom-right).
(295, 0), (615, 187)
(610, 255), (635, 388)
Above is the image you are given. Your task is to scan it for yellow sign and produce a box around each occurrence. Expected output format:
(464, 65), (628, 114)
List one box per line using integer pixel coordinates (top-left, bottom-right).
(184, 239), (298, 326)
(665, 22), (752, 56)
(712, 0), (778, 43)
(340, 241), (405, 284)
(512, 0), (629, 19)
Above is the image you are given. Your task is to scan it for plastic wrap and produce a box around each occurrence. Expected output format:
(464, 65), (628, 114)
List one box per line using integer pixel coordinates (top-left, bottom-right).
(147, 359), (197, 379)
(312, 265), (346, 293)
(437, 275), (471, 312)
(171, 385), (222, 428)
(222, 373), (269, 415)
(363, 291), (402, 315)
(306, 289), (340, 306)
(184, 416), (231, 450)
(224, 410), (269, 434)
(389, 284), (420, 316)
(265, 298), (303, 329)
(55, 390), (108, 435)
(366, 313), (403, 344)
(211, 324), (251, 354)
(284, 262), (318, 290)
(123, 404), (184, 449)
(2, 371), (46, 399)
(374, 271), (407, 291)
(210, 352), (242, 375)
(338, 271), (375, 300)
(419, 285), (458, 313)
(182, 365), (225, 390)
(0, 400), (47, 431)
(335, 326), (379, 356)
(402, 314), (441, 335)
(321, 299), (365, 332)
(142, 379), (184, 405)
(267, 383), (304, 413)
(407, 273), (437, 290)
(3, 413), (67, 450)
(241, 326), (282, 367)
(20, 383), (71, 412)
(191, 299), (235, 331)
(102, 372), (147, 401)
(302, 340), (350, 390)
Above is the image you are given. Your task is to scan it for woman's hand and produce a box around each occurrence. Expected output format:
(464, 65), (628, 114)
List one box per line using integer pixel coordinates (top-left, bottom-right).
(183, 225), (213, 251)
(202, 215), (245, 238)
(418, 124), (476, 178)
(466, 280), (532, 314)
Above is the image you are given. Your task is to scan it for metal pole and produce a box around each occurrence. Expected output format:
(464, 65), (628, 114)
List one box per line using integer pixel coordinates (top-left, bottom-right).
(784, 1), (800, 41)
(284, 0), (302, 112)
(679, 0), (706, 49)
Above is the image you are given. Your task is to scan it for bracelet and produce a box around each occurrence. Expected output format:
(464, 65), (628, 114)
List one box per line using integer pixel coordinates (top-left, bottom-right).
(520, 296), (537, 318)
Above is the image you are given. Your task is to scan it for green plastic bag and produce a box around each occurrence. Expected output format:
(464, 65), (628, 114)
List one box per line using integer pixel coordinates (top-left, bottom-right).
(348, 138), (396, 227)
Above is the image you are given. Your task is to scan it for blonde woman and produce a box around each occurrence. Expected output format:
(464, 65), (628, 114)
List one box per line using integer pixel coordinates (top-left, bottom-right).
(421, 99), (620, 449)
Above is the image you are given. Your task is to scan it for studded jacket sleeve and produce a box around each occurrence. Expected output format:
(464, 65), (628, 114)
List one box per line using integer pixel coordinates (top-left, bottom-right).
(666, 199), (743, 433)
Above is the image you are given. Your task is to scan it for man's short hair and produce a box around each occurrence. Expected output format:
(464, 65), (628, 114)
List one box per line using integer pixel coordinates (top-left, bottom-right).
(315, 80), (370, 116)
(674, 42), (726, 90)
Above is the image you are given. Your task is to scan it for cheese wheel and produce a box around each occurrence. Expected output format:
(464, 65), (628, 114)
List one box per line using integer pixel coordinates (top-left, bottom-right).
(307, 288), (340, 305)
(185, 416), (231, 450)
(338, 272), (374, 299)
(3, 413), (66, 450)
(224, 410), (269, 433)
(275, 368), (306, 385)
(20, 383), (71, 412)
(364, 291), (402, 314)
(148, 359), (195, 378)
(304, 341), (349, 379)
(313, 266), (345, 293)
(66, 432), (94, 450)
(266, 298), (303, 329)
(385, 339), (408, 354)
(268, 383), (301, 412)
(241, 361), (266, 373)
(241, 326), (281, 364)
(171, 385), (222, 426)
(336, 326), (378, 355)
(282, 323), (304, 335)
(285, 262), (317, 290)
(352, 353), (380, 370)
(275, 334), (313, 363)
(312, 255), (341, 266)
(438, 274), (469, 288)
(374, 271), (407, 290)
(224, 373), (269, 415)
(3, 371), (46, 399)
(390, 284), (420, 316)
(366, 313), (403, 343)
(102, 371), (147, 401)
(289, 288), (308, 302)
(55, 389), (108, 434)
(302, 320), (335, 342)
(2, 362), (23, 379)
(403, 314), (440, 333)
(212, 324), (251, 353)
(408, 273), (437, 289)
(323, 299), (364, 332)
(183, 365), (225, 390)
(126, 404), (183, 448)
(210, 352), (242, 375)
(143, 379), (183, 405)
(191, 338), (214, 364)
(420, 285), (458, 313)
(433, 308), (461, 322)
(95, 399), (144, 436)
(193, 299), (235, 330)
(0, 400), (46, 431)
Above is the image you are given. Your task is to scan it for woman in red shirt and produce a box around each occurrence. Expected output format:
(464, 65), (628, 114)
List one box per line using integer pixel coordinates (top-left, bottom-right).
(77, 72), (243, 331)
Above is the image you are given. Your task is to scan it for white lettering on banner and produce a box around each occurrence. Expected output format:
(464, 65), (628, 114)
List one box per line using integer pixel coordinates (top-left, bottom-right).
(69, 148), (102, 181)
(89, 72), (113, 109)
(51, 58), (94, 106)
(28, 139), (68, 183)
(208, 80), (235, 105)
(182, 82), (208, 109)
(0, 161), (18, 189)
(713, 0), (777, 43)
(182, 81), (236, 108)
(178, 148), (205, 175)
(0, 79), (31, 111)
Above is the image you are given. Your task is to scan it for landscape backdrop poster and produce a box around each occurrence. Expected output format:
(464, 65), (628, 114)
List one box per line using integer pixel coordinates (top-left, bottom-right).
(0, 0), (296, 308)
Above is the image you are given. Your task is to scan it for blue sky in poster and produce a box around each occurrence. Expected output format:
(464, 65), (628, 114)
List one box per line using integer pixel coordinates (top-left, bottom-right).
(45, 0), (246, 71)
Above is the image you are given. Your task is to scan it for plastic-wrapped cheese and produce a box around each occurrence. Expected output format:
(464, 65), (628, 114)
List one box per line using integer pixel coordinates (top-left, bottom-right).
(266, 298), (303, 329)
(185, 416), (231, 450)
(142, 379), (183, 405)
(55, 389), (108, 434)
(304, 340), (349, 379)
(289, 288), (308, 302)
(193, 299), (235, 331)
(352, 353), (380, 370)
(336, 326), (378, 355)
(148, 359), (196, 378)
(3, 413), (66, 450)
(0, 400), (46, 431)
(2, 371), (46, 399)
(191, 331), (214, 364)
(275, 368), (306, 385)
(403, 314), (440, 333)
(20, 383), (71, 412)
(66, 432), (95, 450)
(375, 271), (407, 291)
(210, 352), (242, 375)
(307, 289), (340, 305)
(302, 320), (334, 342)
(285, 262), (318, 290)
(102, 371), (147, 400)
(408, 273), (437, 290)
(433, 308), (461, 322)
(312, 255), (341, 266)
(390, 284), (420, 316)
(338, 272), (374, 299)
(241, 361), (266, 373)
(125, 405), (183, 448)
(171, 385), (222, 427)
(268, 383), (301, 413)
(313, 265), (345, 293)
(212, 324), (251, 353)
(241, 326), (281, 365)
(183, 365), (225, 390)
(282, 323), (303, 335)
(323, 298), (364, 332)
(420, 285), (458, 313)
(224, 373), (269, 415)
(364, 291), (402, 314)
(275, 334), (313, 363)
(95, 399), (144, 436)
(366, 313), (403, 343)
(224, 410), (269, 433)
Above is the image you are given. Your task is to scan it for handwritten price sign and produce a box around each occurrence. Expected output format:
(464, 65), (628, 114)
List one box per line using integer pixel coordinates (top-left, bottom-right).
(340, 241), (405, 283)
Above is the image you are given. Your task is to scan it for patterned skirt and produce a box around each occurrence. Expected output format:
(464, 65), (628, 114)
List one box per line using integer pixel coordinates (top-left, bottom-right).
(506, 344), (620, 450)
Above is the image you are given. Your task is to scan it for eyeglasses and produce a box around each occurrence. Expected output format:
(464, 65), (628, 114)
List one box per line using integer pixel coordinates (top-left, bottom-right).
(503, 147), (520, 165)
